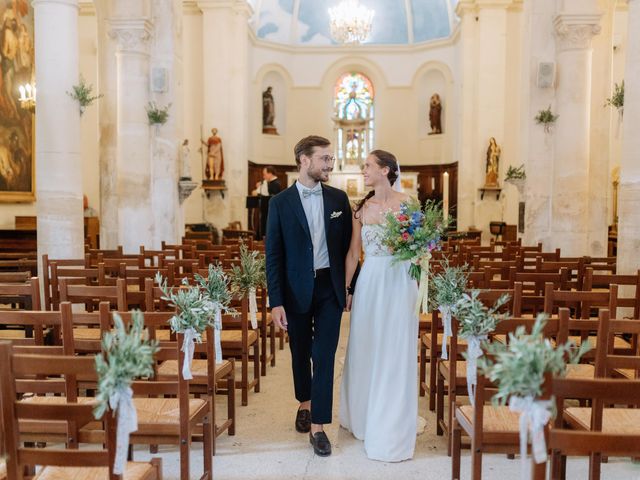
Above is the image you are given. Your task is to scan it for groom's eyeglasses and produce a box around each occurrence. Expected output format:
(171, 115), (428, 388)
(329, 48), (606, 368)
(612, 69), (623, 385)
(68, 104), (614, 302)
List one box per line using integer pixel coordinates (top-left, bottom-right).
(314, 154), (336, 164)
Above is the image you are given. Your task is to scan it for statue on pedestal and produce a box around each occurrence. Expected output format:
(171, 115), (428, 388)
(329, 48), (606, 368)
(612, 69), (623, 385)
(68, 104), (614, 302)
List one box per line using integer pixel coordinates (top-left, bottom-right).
(201, 128), (224, 180)
(484, 137), (501, 187)
(180, 139), (191, 180)
(428, 93), (442, 135)
(262, 86), (278, 135)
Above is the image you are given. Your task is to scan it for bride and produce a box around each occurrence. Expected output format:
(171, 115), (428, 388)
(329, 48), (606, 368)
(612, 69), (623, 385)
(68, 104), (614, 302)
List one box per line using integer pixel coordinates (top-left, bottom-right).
(339, 149), (419, 462)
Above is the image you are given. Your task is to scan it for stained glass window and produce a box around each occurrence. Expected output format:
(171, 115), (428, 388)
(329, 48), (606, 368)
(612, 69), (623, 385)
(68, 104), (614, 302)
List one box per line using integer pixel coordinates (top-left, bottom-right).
(333, 73), (374, 168)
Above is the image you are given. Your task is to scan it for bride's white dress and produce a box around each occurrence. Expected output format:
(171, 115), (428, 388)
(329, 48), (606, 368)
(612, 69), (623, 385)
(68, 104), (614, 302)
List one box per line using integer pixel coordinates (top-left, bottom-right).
(339, 219), (419, 462)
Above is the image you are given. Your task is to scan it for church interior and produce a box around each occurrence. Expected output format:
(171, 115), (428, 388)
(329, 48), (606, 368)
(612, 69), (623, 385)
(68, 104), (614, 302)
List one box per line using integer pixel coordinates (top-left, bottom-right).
(0, 0), (640, 478)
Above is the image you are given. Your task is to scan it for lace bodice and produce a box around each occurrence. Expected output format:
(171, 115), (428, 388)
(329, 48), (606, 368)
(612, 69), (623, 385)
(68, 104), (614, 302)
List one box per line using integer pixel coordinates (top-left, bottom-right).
(361, 224), (391, 257)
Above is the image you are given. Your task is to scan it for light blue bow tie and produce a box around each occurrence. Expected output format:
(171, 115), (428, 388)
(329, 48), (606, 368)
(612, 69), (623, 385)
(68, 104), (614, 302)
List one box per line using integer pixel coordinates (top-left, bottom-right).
(302, 187), (322, 199)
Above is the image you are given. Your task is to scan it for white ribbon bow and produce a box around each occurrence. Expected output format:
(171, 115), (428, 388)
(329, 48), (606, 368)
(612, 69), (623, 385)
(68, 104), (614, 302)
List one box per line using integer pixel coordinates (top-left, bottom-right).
(249, 287), (258, 330)
(213, 307), (223, 364)
(463, 334), (486, 406)
(509, 395), (553, 480)
(109, 386), (137, 475)
(439, 304), (453, 360)
(181, 327), (200, 380)
(415, 254), (432, 317)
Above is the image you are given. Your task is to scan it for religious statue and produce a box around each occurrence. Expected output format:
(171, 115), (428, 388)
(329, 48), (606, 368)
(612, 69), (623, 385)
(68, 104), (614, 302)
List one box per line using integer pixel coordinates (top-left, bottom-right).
(484, 137), (501, 187)
(428, 93), (442, 135)
(262, 86), (278, 135)
(201, 128), (224, 181)
(180, 139), (191, 180)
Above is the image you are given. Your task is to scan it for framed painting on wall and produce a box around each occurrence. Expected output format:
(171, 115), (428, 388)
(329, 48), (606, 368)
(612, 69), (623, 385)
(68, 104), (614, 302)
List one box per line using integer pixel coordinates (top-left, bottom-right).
(0, 0), (35, 203)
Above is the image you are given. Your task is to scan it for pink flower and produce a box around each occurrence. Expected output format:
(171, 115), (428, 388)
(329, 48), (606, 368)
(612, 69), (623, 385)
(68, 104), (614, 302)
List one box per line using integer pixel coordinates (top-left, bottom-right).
(402, 232), (410, 241)
(397, 214), (408, 222)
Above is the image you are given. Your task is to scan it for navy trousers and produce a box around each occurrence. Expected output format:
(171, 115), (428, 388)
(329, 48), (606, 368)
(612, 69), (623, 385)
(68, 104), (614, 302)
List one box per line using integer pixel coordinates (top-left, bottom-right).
(286, 269), (343, 425)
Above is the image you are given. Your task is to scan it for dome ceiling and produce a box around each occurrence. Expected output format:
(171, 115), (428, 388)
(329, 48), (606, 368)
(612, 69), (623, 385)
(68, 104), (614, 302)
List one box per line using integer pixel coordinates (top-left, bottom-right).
(248, 0), (459, 46)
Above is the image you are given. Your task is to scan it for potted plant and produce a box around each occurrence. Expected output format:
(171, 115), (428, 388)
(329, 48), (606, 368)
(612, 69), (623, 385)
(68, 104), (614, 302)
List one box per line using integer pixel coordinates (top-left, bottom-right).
(67, 76), (102, 116)
(504, 164), (526, 196)
(534, 105), (558, 133)
(146, 101), (171, 126)
(605, 80), (624, 118)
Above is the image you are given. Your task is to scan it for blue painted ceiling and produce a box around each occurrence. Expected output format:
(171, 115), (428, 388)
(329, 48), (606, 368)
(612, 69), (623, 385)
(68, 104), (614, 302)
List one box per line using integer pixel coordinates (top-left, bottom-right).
(248, 0), (459, 46)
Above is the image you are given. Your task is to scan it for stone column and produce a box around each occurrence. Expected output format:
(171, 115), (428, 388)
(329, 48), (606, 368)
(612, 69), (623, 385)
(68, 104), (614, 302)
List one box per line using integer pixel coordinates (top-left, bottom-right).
(617, 0), (640, 274)
(109, 7), (154, 253)
(521, 0), (559, 248)
(551, 8), (601, 256)
(198, 0), (252, 230)
(95, 0), (119, 249)
(33, 0), (84, 265)
(455, 0), (512, 234)
(150, 0), (183, 247)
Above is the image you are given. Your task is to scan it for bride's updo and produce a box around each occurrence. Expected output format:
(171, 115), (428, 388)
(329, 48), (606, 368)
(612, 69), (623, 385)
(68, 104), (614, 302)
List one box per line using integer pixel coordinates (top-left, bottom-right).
(354, 149), (399, 216)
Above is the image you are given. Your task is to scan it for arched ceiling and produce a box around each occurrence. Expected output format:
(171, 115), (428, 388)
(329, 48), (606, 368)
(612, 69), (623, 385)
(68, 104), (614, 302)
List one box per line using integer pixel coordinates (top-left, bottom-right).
(248, 0), (459, 46)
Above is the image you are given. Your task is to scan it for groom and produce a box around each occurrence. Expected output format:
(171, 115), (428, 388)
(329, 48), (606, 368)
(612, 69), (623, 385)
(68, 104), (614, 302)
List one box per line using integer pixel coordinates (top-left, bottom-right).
(266, 135), (354, 456)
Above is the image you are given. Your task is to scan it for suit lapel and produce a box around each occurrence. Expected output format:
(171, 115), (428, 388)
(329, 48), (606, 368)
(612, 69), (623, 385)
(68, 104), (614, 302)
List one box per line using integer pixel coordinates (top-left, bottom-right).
(286, 184), (312, 241)
(322, 184), (333, 245)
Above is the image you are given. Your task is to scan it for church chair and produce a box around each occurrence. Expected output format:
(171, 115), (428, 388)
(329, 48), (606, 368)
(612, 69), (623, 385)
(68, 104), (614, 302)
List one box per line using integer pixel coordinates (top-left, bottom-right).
(182, 238), (217, 251)
(50, 262), (103, 310)
(139, 245), (178, 267)
(42, 254), (92, 310)
(0, 276), (41, 312)
(545, 309), (640, 480)
(436, 284), (523, 450)
(0, 258), (37, 276)
(223, 297), (260, 406)
(0, 308), (60, 345)
(537, 256), (587, 291)
(159, 257), (202, 283)
(31, 305), (213, 480)
(583, 268), (640, 318)
(0, 342), (163, 480)
(197, 249), (227, 265)
(543, 283), (628, 353)
(97, 254), (145, 269)
(419, 269), (488, 402)
(160, 241), (197, 260)
(584, 256), (617, 275)
(0, 271), (31, 283)
(450, 314), (563, 480)
(59, 277), (127, 312)
(510, 267), (570, 316)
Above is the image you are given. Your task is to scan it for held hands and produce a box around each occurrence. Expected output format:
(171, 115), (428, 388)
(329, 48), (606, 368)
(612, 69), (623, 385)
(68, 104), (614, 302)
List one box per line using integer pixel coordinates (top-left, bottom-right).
(345, 294), (353, 312)
(271, 305), (288, 332)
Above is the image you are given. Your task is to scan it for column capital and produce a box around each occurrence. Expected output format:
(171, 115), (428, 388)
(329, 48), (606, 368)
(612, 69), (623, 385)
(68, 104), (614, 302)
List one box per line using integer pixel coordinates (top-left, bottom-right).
(196, 0), (253, 16)
(553, 14), (601, 51)
(108, 18), (152, 53)
(31, 0), (79, 9)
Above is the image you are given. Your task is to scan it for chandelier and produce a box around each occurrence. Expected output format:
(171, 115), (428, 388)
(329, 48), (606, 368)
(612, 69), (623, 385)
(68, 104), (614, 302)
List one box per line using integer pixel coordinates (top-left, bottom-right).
(329, 0), (375, 45)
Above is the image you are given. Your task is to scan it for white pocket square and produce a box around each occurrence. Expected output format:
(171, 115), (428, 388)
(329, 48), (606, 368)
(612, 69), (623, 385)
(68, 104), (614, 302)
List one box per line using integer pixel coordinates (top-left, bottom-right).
(330, 211), (343, 219)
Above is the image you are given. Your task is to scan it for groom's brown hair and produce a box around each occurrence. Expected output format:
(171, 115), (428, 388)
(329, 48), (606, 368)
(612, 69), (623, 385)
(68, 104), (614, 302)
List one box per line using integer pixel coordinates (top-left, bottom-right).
(294, 135), (331, 169)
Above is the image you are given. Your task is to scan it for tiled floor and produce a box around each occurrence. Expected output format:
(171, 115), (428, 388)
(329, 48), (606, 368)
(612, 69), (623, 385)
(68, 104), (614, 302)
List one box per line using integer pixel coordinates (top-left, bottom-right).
(133, 313), (640, 479)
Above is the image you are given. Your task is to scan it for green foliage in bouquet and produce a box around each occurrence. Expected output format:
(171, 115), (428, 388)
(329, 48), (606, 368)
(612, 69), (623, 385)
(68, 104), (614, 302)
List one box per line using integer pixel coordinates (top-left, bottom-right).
(94, 311), (158, 419)
(381, 198), (448, 281)
(229, 244), (267, 294)
(428, 259), (469, 311)
(534, 105), (558, 131)
(156, 272), (211, 335)
(67, 75), (103, 116)
(505, 164), (526, 182)
(479, 314), (591, 405)
(605, 81), (624, 111)
(146, 101), (171, 125)
(455, 290), (510, 339)
(193, 263), (236, 316)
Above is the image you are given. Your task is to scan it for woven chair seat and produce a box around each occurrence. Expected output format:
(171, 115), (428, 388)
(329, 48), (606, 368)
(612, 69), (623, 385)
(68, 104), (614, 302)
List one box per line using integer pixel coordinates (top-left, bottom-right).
(0, 329), (27, 339)
(221, 329), (258, 347)
(565, 407), (640, 434)
(564, 363), (595, 379)
(457, 405), (521, 432)
(34, 462), (157, 480)
(568, 335), (630, 350)
(157, 359), (233, 381)
(614, 368), (640, 379)
(438, 360), (468, 384)
(72, 328), (102, 340)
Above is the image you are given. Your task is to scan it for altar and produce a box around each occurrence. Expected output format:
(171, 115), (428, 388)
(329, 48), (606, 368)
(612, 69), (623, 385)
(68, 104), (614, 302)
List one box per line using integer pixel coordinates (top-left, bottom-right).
(286, 169), (419, 202)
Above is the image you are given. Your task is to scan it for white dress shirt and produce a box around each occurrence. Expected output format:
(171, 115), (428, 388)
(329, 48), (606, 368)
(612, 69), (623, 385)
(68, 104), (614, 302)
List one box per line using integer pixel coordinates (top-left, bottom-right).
(295, 181), (330, 270)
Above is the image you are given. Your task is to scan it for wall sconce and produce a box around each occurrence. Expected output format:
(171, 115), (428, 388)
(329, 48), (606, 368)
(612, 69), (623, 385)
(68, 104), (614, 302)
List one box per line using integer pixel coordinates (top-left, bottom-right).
(18, 83), (36, 112)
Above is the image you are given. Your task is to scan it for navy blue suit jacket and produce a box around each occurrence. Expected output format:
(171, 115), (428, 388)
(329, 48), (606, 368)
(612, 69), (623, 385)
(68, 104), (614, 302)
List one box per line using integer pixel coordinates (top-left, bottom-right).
(266, 183), (353, 314)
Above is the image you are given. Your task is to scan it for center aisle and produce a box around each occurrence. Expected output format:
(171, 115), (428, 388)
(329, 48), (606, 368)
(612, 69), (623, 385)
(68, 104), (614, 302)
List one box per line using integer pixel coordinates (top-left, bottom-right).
(135, 313), (639, 479)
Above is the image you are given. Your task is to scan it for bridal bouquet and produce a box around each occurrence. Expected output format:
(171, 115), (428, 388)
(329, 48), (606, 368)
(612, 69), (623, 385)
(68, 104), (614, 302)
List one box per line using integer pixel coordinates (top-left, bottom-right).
(381, 198), (448, 315)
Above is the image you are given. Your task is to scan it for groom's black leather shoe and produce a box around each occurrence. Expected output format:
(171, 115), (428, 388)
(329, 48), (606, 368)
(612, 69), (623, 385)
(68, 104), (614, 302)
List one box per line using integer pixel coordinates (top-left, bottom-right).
(309, 431), (332, 457)
(295, 409), (311, 433)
